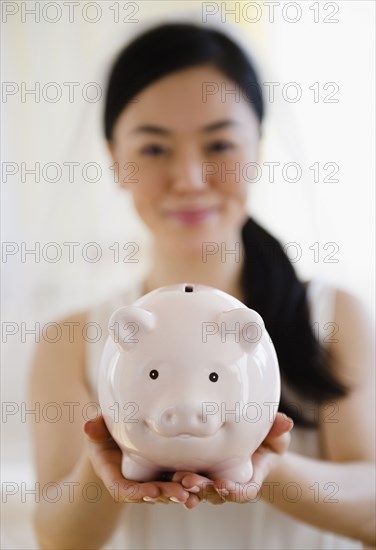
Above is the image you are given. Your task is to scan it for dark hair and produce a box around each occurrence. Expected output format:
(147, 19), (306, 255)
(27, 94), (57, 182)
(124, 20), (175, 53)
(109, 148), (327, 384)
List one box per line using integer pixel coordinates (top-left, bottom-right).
(241, 217), (347, 426)
(104, 23), (263, 141)
(103, 22), (348, 426)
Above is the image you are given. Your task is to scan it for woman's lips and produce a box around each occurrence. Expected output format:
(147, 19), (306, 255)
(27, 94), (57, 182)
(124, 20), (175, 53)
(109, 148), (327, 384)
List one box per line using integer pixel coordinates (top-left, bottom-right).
(165, 207), (218, 225)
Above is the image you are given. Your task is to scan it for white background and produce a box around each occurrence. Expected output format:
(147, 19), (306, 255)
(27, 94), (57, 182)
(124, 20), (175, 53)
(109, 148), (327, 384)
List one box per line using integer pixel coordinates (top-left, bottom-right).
(1, 1), (375, 547)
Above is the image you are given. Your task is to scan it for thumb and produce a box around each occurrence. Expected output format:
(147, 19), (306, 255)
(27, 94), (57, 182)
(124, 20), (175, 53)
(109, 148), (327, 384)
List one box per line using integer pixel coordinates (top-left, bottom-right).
(262, 413), (294, 455)
(267, 413), (294, 438)
(83, 415), (112, 442)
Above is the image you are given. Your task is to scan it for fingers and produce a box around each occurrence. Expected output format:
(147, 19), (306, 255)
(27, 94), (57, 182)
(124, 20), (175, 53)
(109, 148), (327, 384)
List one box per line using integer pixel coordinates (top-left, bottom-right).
(166, 415), (294, 506)
(172, 471), (213, 491)
(153, 481), (190, 503)
(82, 418), (225, 508)
(172, 472), (225, 506)
(212, 478), (260, 503)
(183, 493), (201, 509)
(82, 417), (161, 502)
(106, 477), (161, 503)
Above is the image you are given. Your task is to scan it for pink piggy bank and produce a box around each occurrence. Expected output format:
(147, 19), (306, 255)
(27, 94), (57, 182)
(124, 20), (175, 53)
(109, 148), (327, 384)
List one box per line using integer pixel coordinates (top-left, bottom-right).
(98, 283), (281, 483)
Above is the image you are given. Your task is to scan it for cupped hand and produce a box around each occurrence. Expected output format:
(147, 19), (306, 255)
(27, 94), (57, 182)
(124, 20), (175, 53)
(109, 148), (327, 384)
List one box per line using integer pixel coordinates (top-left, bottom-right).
(83, 415), (194, 507)
(172, 412), (294, 508)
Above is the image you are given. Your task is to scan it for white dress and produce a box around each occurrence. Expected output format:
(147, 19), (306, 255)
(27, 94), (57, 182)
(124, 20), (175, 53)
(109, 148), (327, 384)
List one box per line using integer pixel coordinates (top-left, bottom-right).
(85, 278), (362, 550)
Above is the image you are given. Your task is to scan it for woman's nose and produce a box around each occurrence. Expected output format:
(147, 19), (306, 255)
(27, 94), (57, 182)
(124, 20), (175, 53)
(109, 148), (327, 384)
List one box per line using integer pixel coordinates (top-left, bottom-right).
(170, 155), (208, 192)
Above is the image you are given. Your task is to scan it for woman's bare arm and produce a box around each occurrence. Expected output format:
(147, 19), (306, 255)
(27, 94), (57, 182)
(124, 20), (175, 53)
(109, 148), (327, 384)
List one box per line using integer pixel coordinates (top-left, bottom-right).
(261, 289), (375, 545)
(27, 311), (192, 549)
(27, 311), (126, 549)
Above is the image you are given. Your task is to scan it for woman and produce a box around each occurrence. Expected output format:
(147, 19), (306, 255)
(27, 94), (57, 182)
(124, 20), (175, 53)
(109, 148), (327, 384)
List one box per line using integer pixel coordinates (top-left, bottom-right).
(28, 22), (375, 549)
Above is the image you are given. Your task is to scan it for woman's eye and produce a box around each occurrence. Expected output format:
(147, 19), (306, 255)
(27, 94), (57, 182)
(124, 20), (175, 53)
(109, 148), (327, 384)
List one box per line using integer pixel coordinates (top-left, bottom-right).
(141, 145), (166, 156)
(208, 141), (234, 153)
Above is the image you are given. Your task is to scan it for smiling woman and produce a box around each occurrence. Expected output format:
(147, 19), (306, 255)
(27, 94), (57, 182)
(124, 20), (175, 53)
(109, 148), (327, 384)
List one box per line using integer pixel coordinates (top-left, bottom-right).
(27, 20), (375, 550)
(107, 63), (260, 260)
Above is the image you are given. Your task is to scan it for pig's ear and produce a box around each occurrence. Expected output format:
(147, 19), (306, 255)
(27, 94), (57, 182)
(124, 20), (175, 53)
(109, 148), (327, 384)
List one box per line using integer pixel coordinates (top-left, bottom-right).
(108, 306), (156, 352)
(218, 308), (264, 353)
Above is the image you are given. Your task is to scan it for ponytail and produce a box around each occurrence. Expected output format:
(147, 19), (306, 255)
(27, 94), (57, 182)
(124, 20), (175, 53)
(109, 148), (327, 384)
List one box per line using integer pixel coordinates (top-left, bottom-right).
(241, 216), (348, 427)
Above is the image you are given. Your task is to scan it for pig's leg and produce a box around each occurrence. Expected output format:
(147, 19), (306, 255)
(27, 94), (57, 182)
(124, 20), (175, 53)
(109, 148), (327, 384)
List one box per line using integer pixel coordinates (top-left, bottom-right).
(211, 459), (253, 484)
(121, 453), (160, 482)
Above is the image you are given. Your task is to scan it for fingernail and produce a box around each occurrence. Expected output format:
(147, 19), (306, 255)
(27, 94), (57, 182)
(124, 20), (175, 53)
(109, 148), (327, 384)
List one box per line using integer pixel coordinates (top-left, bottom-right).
(170, 491), (189, 503)
(143, 496), (158, 502)
(283, 415), (294, 429)
(215, 488), (229, 497)
(186, 485), (200, 493)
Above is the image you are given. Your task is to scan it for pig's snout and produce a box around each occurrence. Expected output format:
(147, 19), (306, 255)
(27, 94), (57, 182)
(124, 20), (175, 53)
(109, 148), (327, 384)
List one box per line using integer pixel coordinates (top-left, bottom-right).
(149, 404), (223, 438)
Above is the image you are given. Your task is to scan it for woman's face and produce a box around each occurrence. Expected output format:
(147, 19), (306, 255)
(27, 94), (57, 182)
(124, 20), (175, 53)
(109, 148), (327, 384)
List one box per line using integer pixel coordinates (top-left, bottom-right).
(108, 64), (260, 256)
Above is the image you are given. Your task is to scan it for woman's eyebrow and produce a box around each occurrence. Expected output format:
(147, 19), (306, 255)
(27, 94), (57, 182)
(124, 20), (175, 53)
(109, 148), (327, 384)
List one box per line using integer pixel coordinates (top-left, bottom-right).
(128, 120), (240, 137)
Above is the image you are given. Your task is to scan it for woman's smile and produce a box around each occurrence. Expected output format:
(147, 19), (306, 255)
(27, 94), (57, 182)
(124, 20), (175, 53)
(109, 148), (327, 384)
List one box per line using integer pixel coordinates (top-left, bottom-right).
(163, 206), (220, 226)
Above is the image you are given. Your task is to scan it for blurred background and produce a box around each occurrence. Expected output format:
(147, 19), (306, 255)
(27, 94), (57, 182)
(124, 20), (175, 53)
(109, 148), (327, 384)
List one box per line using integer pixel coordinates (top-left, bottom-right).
(1, 1), (375, 547)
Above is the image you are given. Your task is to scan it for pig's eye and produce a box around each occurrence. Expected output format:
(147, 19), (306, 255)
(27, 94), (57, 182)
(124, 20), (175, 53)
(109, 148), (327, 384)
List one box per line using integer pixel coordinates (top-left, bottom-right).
(209, 372), (218, 382)
(149, 369), (159, 380)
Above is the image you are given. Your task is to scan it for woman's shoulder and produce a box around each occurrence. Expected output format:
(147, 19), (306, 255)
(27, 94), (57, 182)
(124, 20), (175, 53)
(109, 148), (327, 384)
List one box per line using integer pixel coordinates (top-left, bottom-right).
(325, 285), (374, 384)
(303, 277), (372, 325)
(29, 307), (90, 404)
(303, 277), (338, 327)
(304, 277), (374, 387)
(30, 281), (145, 387)
(303, 276), (337, 293)
(84, 279), (146, 325)
(56, 280), (145, 330)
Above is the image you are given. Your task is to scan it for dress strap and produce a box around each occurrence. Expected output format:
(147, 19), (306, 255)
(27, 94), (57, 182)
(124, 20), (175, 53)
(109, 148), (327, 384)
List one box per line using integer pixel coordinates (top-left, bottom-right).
(84, 279), (146, 401)
(306, 277), (337, 347)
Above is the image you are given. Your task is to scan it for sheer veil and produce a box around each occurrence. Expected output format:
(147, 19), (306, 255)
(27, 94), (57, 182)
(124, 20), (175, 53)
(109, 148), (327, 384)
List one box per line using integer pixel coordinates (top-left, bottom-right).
(62, 7), (326, 313)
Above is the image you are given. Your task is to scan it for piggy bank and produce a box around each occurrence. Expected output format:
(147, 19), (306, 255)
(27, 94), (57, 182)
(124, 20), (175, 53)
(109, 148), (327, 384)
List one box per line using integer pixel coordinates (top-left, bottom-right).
(98, 283), (280, 483)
